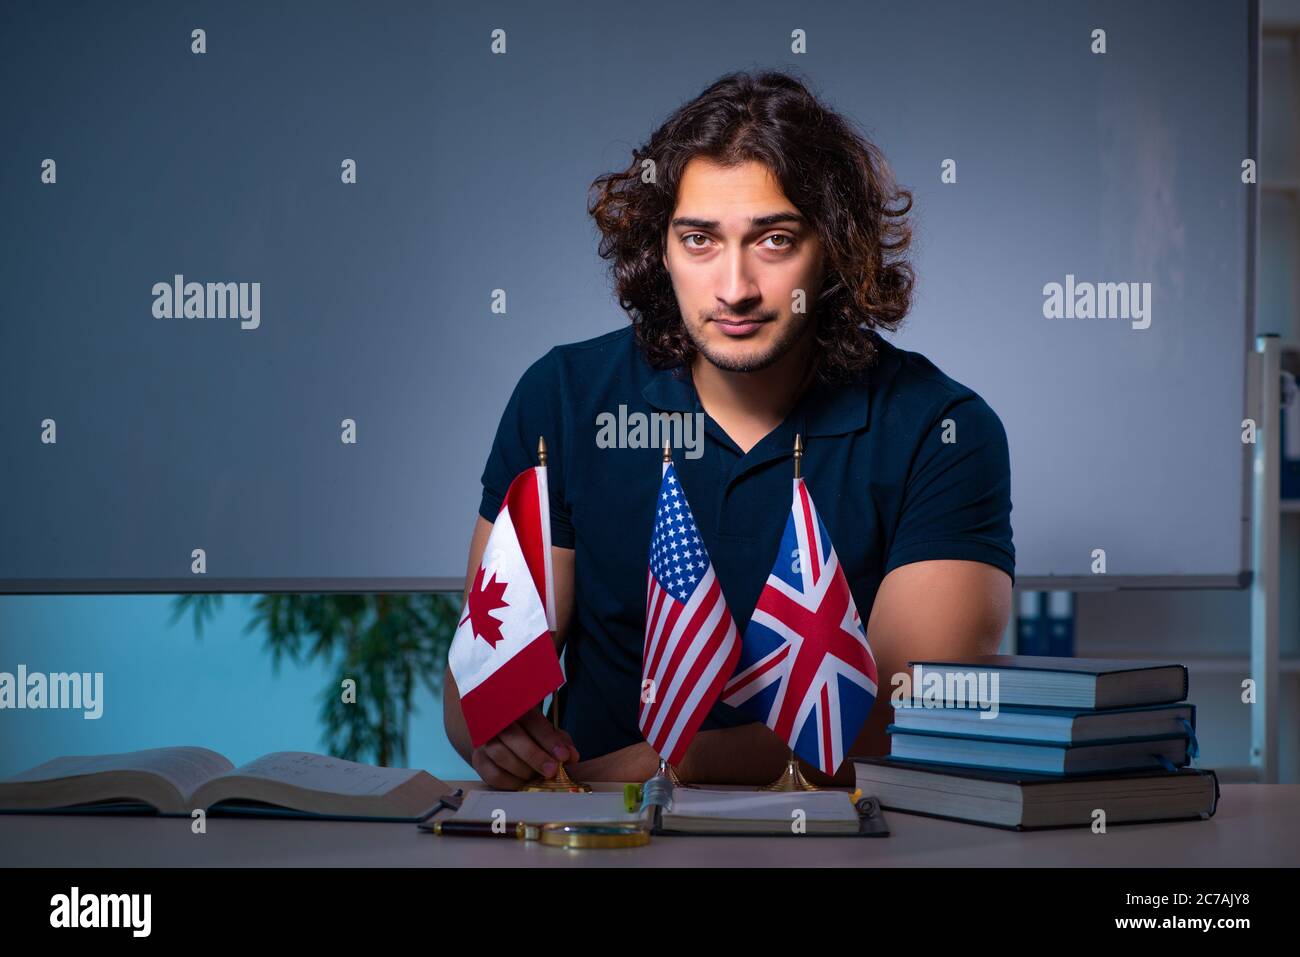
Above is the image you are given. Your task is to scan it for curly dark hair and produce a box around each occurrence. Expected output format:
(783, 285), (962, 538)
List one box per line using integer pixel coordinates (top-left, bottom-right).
(587, 69), (915, 384)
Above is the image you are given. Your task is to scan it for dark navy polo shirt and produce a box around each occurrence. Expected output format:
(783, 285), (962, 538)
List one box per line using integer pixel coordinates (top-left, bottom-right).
(478, 325), (1015, 760)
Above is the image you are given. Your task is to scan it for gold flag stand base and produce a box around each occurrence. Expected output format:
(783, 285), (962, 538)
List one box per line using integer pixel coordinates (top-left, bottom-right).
(658, 759), (691, 789)
(522, 762), (591, 793)
(761, 754), (820, 792)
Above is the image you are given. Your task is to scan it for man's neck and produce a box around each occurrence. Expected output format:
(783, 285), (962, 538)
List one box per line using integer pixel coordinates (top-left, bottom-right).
(689, 329), (820, 433)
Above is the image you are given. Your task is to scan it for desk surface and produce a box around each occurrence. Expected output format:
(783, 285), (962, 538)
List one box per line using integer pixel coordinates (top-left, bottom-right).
(3, 782), (1297, 867)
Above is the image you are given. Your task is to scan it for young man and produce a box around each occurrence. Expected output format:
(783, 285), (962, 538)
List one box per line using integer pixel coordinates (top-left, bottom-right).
(444, 70), (1014, 788)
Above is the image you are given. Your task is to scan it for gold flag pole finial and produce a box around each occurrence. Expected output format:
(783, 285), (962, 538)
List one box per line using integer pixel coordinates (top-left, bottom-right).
(663, 438), (672, 463)
(521, 433), (590, 793)
(793, 432), (802, 479)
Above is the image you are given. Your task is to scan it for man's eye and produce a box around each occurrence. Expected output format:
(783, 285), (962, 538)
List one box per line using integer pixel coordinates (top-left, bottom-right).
(764, 234), (794, 249)
(683, 234), (710, 249)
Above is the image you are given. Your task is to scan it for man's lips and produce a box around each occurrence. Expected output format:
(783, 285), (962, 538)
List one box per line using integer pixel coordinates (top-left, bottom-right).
(712, 316), (768, 336)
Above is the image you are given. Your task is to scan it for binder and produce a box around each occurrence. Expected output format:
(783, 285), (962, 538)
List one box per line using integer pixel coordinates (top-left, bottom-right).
(1017, 591), (1046, 655)
(1282, 370), (1300, 500)
(1045, 590), (1075, 658)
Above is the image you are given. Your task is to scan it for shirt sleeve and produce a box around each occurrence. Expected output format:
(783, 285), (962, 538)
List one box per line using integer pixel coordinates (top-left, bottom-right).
(884, 393), (1015, 584)
(477, 348), (576, 549)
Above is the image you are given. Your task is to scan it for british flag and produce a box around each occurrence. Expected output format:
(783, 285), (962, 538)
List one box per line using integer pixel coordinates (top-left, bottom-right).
(640, 460), (741, 767)
(722, 477), (878, 774)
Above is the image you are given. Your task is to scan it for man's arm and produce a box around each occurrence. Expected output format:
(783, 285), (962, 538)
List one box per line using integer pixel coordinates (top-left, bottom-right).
(672, 558), (1012, 787)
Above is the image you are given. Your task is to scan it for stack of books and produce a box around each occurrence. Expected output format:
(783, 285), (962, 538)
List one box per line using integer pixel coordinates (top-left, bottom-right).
(854, 656), (1220, 830)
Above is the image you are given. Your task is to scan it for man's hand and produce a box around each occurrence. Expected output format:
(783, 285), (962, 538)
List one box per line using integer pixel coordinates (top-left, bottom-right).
(470, 706), (581, 790)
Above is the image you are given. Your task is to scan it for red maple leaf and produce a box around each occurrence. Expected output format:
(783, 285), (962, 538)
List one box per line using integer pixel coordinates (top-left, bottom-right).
(460, 563), (510, 648)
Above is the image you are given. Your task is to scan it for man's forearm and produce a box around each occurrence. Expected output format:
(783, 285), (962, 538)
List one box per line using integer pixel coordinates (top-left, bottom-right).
(568, 740), (660, 783)
(678, 721), (854, 787)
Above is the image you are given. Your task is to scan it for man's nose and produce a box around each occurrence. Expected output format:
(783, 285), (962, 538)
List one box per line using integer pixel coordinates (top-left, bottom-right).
(717, 247), (761, 307)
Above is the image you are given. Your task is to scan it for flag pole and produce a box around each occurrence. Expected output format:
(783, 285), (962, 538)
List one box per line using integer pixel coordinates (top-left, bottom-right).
(522, 434), (591, 793)
(649, 439), (690, 790)
(763, 432), (819, 792)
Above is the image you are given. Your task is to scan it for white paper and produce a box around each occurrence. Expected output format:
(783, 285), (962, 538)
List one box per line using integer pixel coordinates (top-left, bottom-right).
(450, 790), (643, 824)
(668, 788), (858, 822)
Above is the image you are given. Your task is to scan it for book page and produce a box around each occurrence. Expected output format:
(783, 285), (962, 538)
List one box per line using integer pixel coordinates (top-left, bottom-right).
(668, 788), (858, 822)
(220, 752), (422, 796)
(1, 747), (234, 799)
(451, 790), (644, 824)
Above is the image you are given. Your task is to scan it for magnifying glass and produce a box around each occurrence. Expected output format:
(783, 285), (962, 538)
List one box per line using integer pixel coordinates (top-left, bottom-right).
(538, 821), (651, 849)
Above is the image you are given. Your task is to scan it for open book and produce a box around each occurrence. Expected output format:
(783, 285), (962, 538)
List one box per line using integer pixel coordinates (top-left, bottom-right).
(431, 785), (873, 836)
(0, 747), (451, 821)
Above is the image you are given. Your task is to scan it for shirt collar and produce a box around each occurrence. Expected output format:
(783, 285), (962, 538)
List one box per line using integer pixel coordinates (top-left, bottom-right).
(640, 359), (873, 437)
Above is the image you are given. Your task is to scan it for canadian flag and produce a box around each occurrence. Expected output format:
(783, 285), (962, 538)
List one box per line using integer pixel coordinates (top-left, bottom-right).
(450, 465), (564, 748)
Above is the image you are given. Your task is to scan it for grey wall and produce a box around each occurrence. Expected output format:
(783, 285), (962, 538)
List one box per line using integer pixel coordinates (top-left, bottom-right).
(0, 0), (1255, 591)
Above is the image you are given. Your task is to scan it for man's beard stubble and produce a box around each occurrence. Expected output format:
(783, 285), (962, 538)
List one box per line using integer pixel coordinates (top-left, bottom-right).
(684, 308), (817, 374)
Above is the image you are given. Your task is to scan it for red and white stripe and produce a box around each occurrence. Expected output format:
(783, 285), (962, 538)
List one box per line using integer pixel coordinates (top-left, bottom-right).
(509, 465), (557, 634)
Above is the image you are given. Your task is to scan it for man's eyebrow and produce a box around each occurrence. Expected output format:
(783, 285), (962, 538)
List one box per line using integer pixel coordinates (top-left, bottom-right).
(670, 212), (808, 231)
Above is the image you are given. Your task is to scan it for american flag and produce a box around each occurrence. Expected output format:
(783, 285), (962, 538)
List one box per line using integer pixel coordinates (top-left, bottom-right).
(639, 460), (741, 767)
(722, 476), (878, 774)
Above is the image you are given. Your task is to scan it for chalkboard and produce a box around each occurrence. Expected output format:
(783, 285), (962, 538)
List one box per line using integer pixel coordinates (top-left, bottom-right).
(0, 0), (1256, 591)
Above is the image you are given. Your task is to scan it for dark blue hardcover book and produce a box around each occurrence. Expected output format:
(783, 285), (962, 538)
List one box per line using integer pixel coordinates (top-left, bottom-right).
(903, 655), (1188, 709)
(890, 701), (1196, 745)
(885, 725), (1191, 775)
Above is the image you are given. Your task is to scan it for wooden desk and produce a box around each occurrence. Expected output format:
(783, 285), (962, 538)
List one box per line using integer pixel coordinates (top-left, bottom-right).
(2, 782), (1296, 867)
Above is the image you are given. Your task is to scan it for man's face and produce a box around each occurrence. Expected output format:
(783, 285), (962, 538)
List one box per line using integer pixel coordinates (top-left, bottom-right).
(663, 157), (825, 374)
